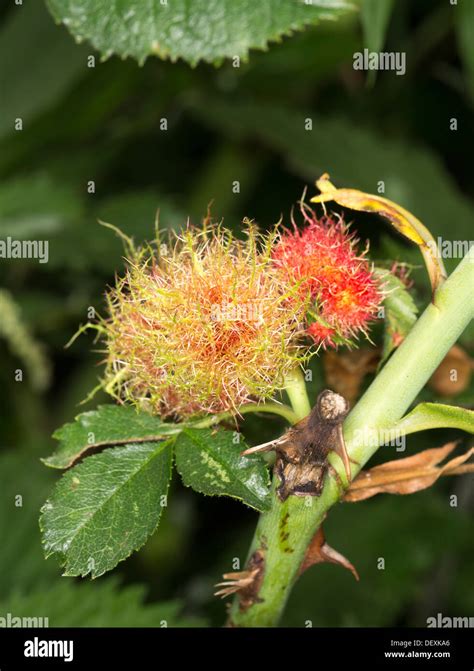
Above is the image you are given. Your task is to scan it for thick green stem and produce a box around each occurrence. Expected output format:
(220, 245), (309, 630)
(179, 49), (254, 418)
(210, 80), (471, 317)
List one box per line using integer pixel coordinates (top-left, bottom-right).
(282, 367), (312, 421)
(229, 250), (473, 627)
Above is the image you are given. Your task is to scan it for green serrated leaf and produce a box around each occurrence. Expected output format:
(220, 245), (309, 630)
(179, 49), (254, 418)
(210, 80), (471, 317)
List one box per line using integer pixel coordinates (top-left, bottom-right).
(376, 269), (418, 364)
(392, 403), (474, 437)
(40, 441), (173, 577)
(175, 428), (271, 511)
(44, 404), (181, 469)
(45, 0), (354, 66)
(0, 578), (205, 627)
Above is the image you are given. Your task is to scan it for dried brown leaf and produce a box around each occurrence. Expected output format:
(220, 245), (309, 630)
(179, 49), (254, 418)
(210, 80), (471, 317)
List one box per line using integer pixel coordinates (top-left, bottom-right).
(344, 442), (474, 502)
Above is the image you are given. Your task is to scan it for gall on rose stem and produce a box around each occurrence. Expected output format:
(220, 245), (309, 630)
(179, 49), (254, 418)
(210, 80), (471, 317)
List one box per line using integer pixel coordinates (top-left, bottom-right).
(93, 208), (388, 626)
(84, 191), (469, 627)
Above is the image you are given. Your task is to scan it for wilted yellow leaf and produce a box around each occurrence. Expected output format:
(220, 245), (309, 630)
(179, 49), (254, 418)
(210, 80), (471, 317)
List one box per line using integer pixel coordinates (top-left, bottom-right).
(311, 173), (447, 294)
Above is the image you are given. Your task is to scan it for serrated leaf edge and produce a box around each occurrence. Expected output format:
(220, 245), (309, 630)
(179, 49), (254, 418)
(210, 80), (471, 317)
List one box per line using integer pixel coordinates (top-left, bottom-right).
(174, 429), (271, 512)
(40, 440), (173, 578)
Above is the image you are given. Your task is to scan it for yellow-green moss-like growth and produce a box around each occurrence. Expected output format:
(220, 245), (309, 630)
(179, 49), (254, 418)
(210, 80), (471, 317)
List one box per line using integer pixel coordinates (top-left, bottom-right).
(100, 224), (308, 418)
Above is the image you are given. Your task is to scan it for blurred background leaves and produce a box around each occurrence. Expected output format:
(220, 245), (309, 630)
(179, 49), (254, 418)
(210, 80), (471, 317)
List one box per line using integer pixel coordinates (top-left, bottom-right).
(0, 0), (472, 627)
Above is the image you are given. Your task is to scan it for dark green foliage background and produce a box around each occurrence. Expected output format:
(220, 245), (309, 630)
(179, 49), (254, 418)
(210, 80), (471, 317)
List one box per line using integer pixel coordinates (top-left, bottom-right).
(0, 0), (472, 627)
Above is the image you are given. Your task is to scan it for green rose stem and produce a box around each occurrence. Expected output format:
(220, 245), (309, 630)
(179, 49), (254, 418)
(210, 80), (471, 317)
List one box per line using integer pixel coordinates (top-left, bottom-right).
(229, 249), (473, 627)
(282, 367), (312, 418)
